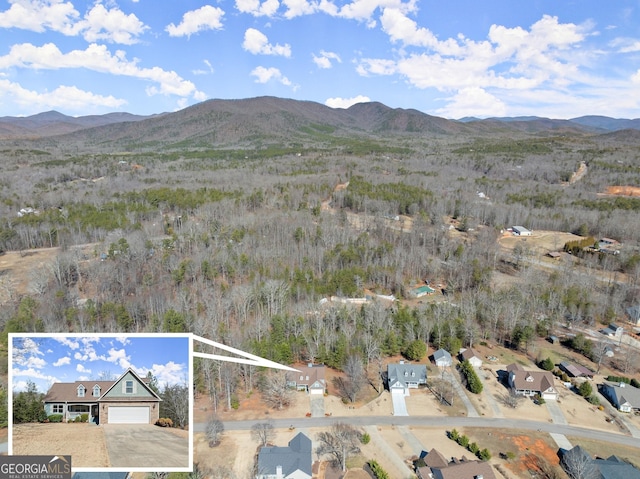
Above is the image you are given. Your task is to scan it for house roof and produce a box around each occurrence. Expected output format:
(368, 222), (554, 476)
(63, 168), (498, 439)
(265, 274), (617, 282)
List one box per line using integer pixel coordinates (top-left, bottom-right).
(43, 368), (160, 403)
(603, 382), (640, 409)
(99, 367), (162, 401)
(44, 381), (115, 403)
(561, 446), (640, 479)
(433, 349), (452, 362)
(508, 364), (556, 394)
(388, 363), (427, 388)
(424, 449), (496, 479)
(258, 432), (312, 477)
(292, 364), (326, 388)
(423, 448), (448, 469)
(460, 348), (481, 362)
(559, 361), (593, 378)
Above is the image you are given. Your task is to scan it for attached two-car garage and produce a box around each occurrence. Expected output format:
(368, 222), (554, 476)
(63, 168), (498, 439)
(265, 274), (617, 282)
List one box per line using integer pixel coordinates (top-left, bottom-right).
(107, 406), (150, 424)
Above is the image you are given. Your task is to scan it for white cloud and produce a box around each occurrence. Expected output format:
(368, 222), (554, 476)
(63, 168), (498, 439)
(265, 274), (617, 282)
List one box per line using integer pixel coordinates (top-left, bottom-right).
(106, 348), (131, 369)
(138, 361), (186, 386)
(54, 337), (80, 350)
(242, 28), (291, 57)
(0, 43), (205, 99)
(12, 367), (59, 384)
(76, 364), (91, 373)
(192, 59), (215, 76)
(166, 5), (225, 37)
(359, 14), (587, 94)
(53, 356), (71, 367)
(0, 1), (147, 44)
(0, 0), (79, 34)
(435, 87), (507, 119)
(250, 66), (292, 86)
(313, 50), (341, 69)
(0, 80), (127, 113)
(325, 95), (370, 108)
(235, 0), (279, 17)
(76, 3), (148, 45)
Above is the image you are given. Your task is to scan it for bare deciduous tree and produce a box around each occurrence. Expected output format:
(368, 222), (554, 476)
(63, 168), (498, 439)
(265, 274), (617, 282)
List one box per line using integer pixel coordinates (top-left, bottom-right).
(316, 422), (361, 472)
(251, 421), (275, 446)
(335, 355), (365, 403)
(160, 382), (189, 428)
(205, 415), (225, 447)
(561, 447), (599, 479)
(261, 371), (293, 410)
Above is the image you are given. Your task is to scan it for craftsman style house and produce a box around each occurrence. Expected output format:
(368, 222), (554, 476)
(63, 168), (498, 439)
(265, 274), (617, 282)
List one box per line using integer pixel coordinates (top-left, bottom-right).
(43, 367), (162, 424)
(286, 363), (326, 395)
(506, 363), (558, 400)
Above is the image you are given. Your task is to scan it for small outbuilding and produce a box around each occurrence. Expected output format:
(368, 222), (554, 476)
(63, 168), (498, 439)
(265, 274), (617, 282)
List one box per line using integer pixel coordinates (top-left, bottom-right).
(512, 226), (532, 236)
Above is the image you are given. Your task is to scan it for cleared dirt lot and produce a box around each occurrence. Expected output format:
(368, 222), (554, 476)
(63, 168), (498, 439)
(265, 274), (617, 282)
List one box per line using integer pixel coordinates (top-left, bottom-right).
(12, 423), (109, 467)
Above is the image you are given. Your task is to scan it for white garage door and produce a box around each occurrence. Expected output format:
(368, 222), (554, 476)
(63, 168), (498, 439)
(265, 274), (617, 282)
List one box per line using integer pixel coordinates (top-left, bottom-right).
(108, 406), (149, 424)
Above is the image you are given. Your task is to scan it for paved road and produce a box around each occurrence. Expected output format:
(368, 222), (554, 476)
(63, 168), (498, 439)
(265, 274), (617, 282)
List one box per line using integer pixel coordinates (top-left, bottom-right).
(193, 416), (640, 449)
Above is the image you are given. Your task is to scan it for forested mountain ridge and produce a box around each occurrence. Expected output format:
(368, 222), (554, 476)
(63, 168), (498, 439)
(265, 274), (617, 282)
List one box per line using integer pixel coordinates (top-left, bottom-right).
(0, 97), (637, 148)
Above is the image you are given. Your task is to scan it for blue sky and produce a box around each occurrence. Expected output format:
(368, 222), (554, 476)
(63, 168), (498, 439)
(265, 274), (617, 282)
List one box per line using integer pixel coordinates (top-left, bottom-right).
(0, 1), (639, 119)
(11, 334), (190, 393)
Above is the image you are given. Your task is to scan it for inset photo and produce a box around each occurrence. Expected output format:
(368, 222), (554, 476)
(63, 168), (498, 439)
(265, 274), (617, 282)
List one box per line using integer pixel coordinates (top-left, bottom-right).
(9, 333), (192, 472)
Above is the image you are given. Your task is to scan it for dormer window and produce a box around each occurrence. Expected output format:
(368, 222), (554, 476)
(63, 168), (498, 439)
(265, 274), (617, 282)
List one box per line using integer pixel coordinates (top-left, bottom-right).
(411, 371), (415, 377)
(77, 385), (86, 397)
(404, 371), (408, 377)
(92, 385), (101, 397)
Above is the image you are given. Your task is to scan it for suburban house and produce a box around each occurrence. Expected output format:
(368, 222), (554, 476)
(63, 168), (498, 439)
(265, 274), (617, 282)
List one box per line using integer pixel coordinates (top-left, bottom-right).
(459, 348), (482, 368)
(287, 363), (326, 394)
(43, 367), (162, 424)
(416, 449), (497, 479)
(600, 382), (640, 412)
(600, 323), (623, 338)
(387, 361), (427, 396)
(558, 361), (594, 379)
(561, 445), (640, 479)
(506, 363), (558, 400)
(432, 349), (452, 368)
(256, 432), (312, 479)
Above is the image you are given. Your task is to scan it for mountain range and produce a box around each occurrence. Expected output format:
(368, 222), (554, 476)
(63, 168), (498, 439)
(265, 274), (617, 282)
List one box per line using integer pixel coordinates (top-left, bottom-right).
(1, 97), (638, 148)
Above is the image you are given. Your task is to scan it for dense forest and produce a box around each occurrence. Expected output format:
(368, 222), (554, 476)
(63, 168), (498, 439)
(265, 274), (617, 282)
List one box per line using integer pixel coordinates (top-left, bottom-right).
(1, 98), (639, 407)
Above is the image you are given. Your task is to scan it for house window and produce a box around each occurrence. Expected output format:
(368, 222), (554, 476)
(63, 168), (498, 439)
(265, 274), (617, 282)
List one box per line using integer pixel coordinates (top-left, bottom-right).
(77, 385), (85, 397)
(125, 380), (134, 394)
(93, 385), (100, 397)
(52, 404), (64, 414)
(69, 405), (90, 413)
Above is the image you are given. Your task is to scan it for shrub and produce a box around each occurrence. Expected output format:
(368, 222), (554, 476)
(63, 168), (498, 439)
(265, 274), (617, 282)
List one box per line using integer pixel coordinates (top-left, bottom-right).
(449, 429), (459, 441)
(459, 360), (483, 394)
(155, 417), (174, 427)
(360, 432), (371, 445)
(478, 448), (492, 461)
(606, 375), (630, 384)
(457, 435), (469, 448)
(368, 460), (389, 479)
(73, 416), (82, 422)
(539, 357), (554, 371)
(231, 395), (240, 410)
(48, 414), (63, 423)
(631, 379), (640, 389)
(469, 442), (480, 454)
(578, 381), (593, 398)
(587, 395), (600, 405)
(80, 413), (89, 422)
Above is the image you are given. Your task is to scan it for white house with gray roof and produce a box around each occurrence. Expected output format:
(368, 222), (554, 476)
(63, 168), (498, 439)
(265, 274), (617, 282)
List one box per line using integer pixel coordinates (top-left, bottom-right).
(256, 432), (312, 479)
(387, 361), (427, 396)
(601, 382), (640, 412)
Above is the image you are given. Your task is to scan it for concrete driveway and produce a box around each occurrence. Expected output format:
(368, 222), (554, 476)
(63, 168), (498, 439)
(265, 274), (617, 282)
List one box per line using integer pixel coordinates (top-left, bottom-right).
(102, 424), (189, 468)
(391, 392), (408, 416)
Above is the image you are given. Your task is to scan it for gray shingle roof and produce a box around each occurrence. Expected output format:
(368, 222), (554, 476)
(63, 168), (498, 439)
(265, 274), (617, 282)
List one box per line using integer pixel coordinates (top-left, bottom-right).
(257, 432), (312, 477)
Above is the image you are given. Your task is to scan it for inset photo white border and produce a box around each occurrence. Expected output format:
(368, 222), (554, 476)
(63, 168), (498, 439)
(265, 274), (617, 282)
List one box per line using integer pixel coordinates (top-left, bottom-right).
(8, 332), (193, 473)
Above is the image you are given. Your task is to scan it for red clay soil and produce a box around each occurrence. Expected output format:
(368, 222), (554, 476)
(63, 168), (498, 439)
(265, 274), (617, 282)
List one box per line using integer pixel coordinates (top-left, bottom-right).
(508, 435), (560, 476)
(603, 186), (640, 197)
